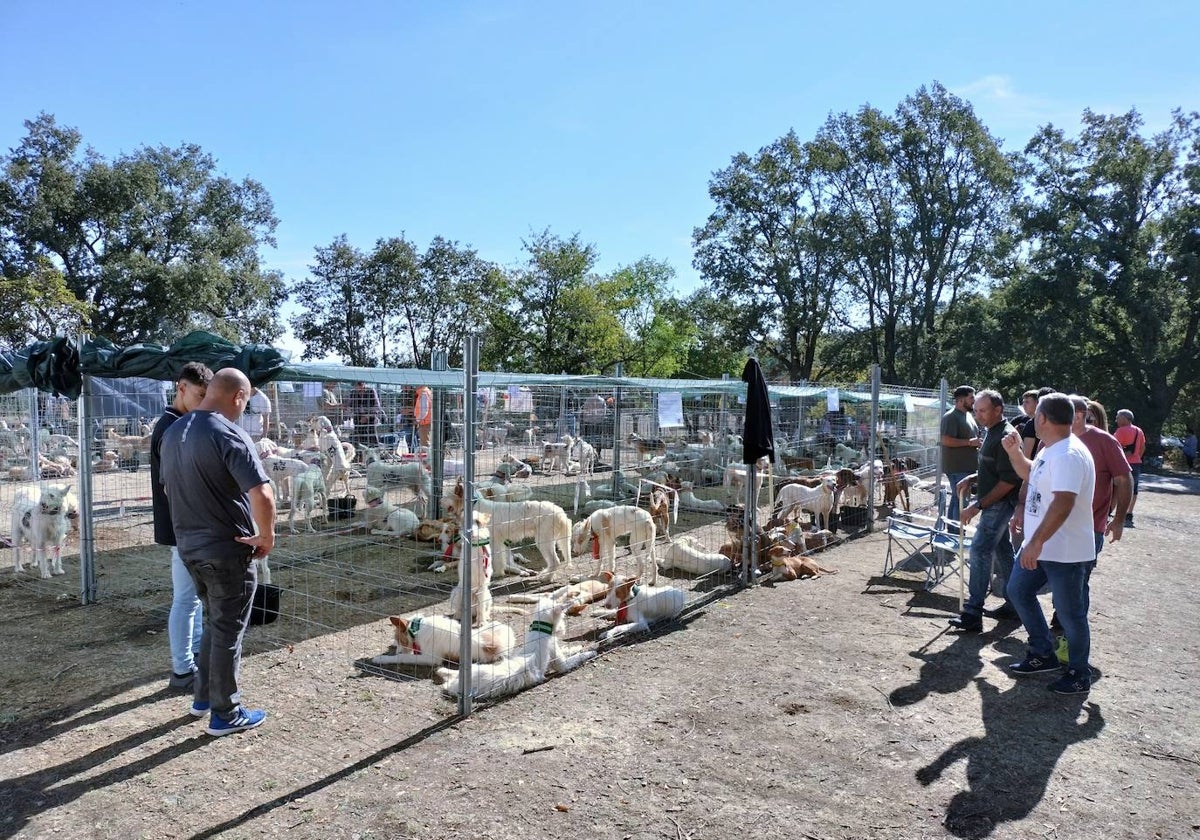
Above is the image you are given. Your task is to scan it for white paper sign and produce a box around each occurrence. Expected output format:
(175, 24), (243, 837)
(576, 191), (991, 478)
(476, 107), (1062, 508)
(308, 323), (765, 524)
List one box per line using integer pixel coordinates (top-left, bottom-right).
(826, 387), (840, 413)
(657, 391), (685, 428)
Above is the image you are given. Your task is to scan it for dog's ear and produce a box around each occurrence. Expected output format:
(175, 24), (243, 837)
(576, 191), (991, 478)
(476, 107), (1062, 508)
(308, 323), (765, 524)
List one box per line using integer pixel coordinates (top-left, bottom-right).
(598, 570), (614, 583)
(388, 615), (404, 629)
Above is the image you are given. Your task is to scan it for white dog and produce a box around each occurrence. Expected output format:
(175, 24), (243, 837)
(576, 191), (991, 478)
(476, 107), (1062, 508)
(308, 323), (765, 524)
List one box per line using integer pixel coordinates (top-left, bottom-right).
(362, 486), (421, 536)
(658, 536), (731, 576)
(571, 435), (597, 475)
(437, 595), (596, 700)
(571, 504), (658, 584)
(448, 520), (493, 627)
(542, 440), (571, 473)
(289, 466), (328, 533)
(446, 481), (572, 579)
(775, 476), (838, 530)
(677, 480), (727, 513)
(364, 458), (433, 501)
(262, 454), (315, 506)
(319, 430), (356, 497)
(599, 575), (687, 640)
(371, 614), (514, 666)
(11, 483), (76, 578)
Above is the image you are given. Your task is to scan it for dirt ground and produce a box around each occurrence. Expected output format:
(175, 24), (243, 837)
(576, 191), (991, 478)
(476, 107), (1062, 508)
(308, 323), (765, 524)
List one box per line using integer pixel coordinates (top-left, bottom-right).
(1, 469), (1198, 840)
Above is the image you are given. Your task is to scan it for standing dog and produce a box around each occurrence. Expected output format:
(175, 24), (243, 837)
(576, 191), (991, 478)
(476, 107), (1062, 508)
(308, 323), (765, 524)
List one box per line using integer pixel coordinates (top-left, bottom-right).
(289, 466), (329, 533)
(11, 483), (76, 578)
(319, 429), (356, 497)
(446, 481), (572, 579)
(571, 504), (658, 584)
(437, 595), (596, 700)
(371, 614), (514, 666)
(449, 519), (494, 627)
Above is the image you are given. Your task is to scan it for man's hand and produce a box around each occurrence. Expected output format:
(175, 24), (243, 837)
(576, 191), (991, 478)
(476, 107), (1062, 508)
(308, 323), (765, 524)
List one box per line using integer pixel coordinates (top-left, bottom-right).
(1009, 505), (1024, 537)
(1105, 519), (1125, 543)
(960, 503), (978, 526)
(1020, 537), (1042, 569)
(236, 533), (274, 559)
(1001, 430), (1021, 454)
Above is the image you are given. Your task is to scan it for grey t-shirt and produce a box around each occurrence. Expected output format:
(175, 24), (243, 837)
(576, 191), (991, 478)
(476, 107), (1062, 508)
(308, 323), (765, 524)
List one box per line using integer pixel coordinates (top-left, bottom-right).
(160, 409), (271, 562)
(941, 408), (979, 474)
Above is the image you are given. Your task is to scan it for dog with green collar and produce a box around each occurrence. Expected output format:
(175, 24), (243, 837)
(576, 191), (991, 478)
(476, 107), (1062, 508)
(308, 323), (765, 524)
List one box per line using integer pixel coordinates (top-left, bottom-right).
(438, 594), (596, 700)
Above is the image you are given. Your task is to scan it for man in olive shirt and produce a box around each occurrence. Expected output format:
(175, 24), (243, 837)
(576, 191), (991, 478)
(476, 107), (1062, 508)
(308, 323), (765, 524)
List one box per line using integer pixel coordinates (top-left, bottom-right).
(948, 390), (1022, 632)
(940, 385), (980, 523)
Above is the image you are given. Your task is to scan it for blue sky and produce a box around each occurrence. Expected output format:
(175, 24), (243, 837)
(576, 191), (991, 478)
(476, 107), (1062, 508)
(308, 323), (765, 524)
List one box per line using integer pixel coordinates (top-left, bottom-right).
(2, 1), (1196, 356)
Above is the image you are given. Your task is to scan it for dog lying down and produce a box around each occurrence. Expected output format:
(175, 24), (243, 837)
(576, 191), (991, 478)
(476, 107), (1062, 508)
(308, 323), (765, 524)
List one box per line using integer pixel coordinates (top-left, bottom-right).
(437, 595), (596, 701)
(596, 575), (686, 641)
(762, 553), (838, 583)
(506, 570), (618, 616)
(370, 614), (515, 667)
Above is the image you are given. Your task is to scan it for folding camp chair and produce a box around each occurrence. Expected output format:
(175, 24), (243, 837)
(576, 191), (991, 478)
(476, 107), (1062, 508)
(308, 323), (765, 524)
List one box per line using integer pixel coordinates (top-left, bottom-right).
(883, 511), (973, 605)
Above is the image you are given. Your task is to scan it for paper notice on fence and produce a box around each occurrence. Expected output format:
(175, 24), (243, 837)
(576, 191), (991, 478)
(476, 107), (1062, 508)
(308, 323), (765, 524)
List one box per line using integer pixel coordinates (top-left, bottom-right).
(827, 387), (840, 413)
(658, 391), (685, 428)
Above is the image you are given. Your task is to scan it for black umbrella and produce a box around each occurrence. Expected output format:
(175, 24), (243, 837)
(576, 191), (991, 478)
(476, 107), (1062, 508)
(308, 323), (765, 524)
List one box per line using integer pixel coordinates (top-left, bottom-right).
(741, 357), (775, 465)
(739, 357), (774, 585)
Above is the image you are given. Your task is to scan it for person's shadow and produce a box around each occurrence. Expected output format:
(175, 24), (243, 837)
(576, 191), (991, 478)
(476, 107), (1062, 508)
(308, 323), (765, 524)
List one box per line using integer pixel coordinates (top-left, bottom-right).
(915, 677), (1105, 838)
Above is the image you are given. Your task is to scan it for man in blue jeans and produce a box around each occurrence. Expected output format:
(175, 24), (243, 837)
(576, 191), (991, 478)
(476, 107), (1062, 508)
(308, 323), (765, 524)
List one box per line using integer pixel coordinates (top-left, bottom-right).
(161, 368), (276, 735)
(948, 389), (1022, 633)
(150, 361), (214, 691)
(1000, 393), (1097, 695)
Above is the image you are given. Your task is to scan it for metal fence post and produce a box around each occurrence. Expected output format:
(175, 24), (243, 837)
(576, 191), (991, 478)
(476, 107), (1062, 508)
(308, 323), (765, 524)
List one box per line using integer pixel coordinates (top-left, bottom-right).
(867, 365), (881, 534)
(458, 336), (479, 716)
(611, 363), (624, 499)
(936, 378), (948, 519)
(78, 375), (97, 604)
(430, 351), (448, 517)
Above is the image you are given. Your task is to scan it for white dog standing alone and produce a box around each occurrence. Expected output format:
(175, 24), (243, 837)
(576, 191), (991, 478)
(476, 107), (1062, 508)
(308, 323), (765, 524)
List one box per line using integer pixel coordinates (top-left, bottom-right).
(11, 483), (76, 578)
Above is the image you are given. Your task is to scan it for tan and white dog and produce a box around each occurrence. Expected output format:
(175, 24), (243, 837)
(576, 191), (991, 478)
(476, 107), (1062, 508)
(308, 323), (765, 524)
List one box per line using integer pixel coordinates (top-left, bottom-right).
(571, 504), (658, 584)
(371, 614), (514, 666)
(437, 595), (596, 700)
(446, 481), (572, 579)
(11, 483), (76, 578)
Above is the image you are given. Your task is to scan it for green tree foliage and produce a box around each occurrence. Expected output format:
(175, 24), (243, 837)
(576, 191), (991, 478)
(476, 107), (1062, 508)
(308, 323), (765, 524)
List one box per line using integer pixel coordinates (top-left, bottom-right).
(290, 234), (504, 368)
(693, 131), (843, 380)
(1016, 109), (1200, 444)
(0, 257), (92, 346)
(288, 235), (381, 365)
(498, 229), (602, 373)
(810, 83), (1018, 384)
(0, 114), (284, 345)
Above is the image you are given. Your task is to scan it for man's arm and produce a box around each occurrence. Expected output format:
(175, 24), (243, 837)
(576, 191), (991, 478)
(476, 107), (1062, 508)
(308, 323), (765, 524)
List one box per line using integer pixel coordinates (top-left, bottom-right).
(1106, 474), (1133, 542)
(1020, 491), (1076, 568)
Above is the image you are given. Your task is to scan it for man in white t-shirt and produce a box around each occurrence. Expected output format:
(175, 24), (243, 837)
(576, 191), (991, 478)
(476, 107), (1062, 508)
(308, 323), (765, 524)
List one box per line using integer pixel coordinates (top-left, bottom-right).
(1000, 392), (1097, 695)
(239, 387), (271, 441)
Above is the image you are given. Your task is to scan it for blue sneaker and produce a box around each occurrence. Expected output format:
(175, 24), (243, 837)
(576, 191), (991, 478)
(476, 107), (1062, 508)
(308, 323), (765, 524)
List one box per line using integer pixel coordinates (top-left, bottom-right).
(205, 708), (266, 736)
(189, 701), (211, 718)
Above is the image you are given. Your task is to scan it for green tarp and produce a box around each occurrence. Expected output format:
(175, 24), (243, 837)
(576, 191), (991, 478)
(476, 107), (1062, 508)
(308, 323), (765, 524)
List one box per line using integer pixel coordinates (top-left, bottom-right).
(0, 331), (289, 397)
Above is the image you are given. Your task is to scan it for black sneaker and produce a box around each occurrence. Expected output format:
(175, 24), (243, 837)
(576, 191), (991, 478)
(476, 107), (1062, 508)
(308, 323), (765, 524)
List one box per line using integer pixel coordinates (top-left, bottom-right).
(982, 602), (1019, 620)
(1010, 653), (1060, 675)
(1049, 668), (1091, 694)
(948, 613), (983, 633)
(167, 670), (196, 692)
(1124, 513), (1134, 528)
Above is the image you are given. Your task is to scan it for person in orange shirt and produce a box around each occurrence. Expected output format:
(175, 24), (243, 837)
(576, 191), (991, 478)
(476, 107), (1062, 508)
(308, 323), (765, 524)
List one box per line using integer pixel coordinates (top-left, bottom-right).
(414, 385), (433, 449)
(1112, 409), (1145, 528)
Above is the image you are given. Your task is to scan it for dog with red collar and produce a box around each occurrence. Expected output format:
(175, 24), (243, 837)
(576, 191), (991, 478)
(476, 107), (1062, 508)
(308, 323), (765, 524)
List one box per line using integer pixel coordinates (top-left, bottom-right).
(598, 574), (686, 641)
(370, 613), (514, 667)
